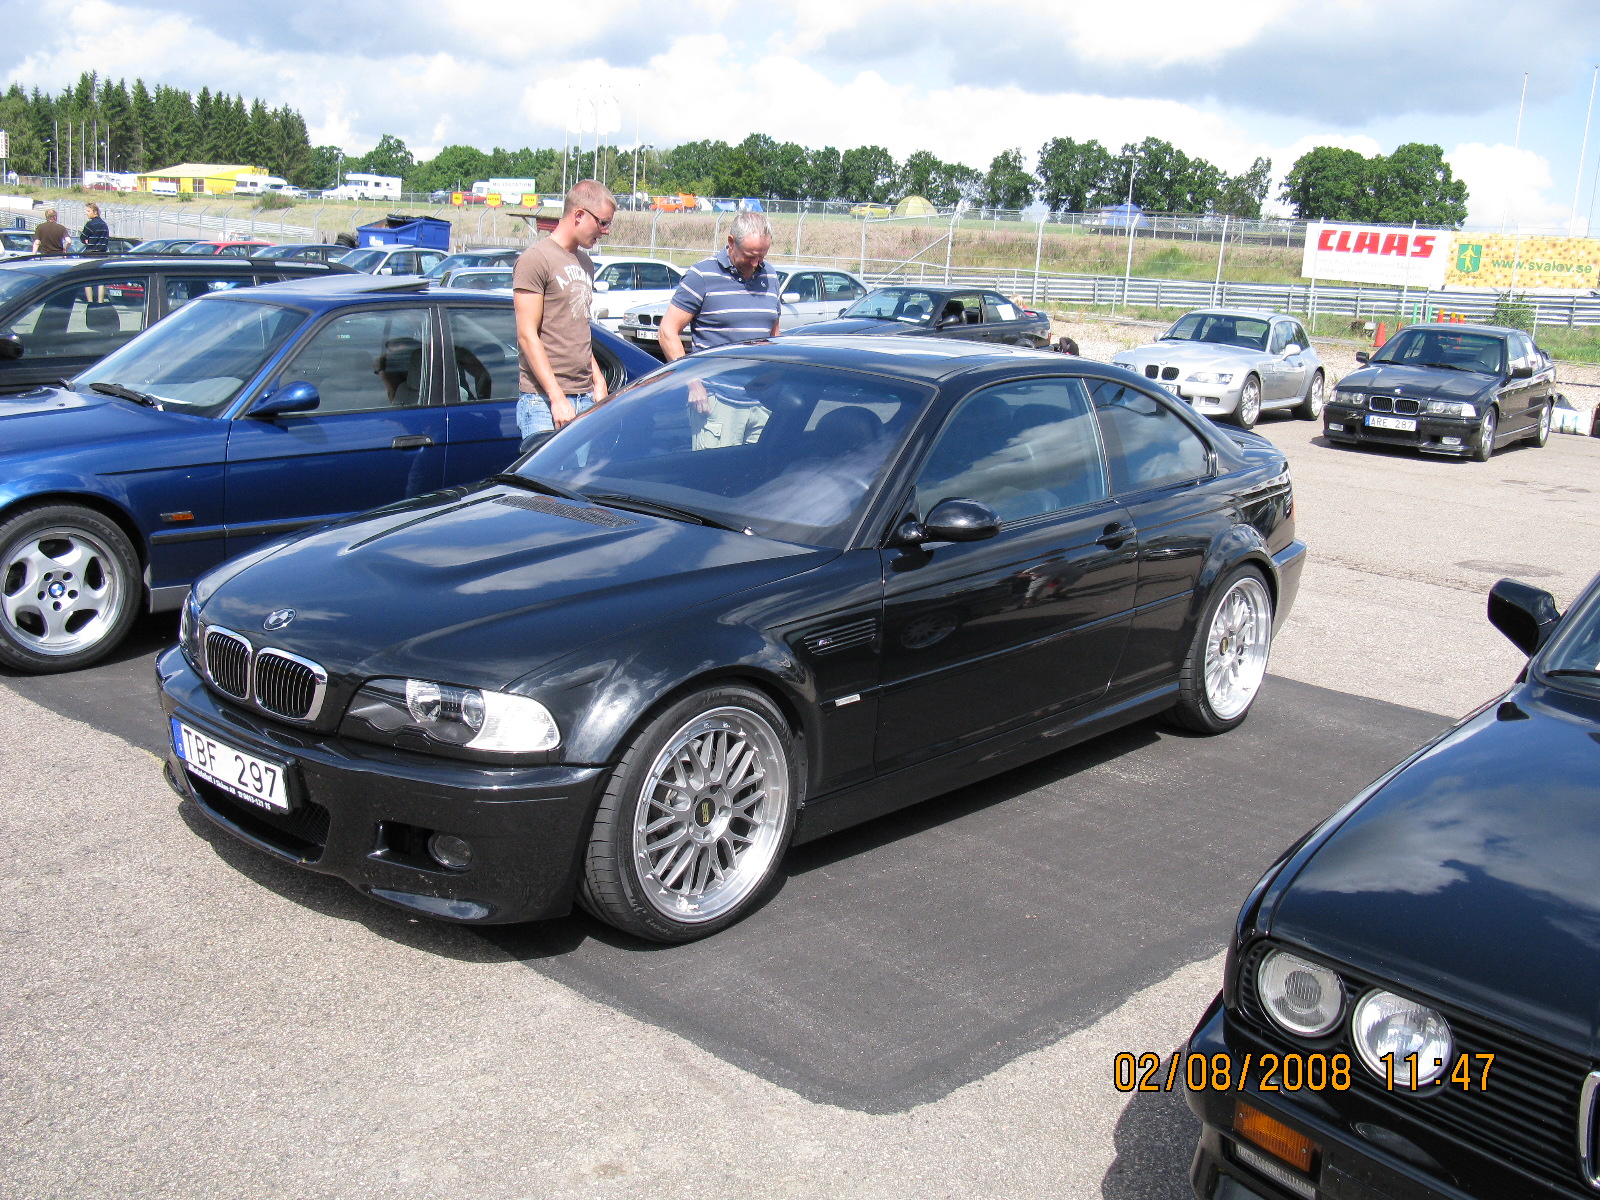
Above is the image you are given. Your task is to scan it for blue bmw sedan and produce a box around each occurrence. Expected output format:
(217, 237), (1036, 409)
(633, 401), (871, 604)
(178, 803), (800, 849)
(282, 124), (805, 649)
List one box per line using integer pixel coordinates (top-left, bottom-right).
(0, 274), (659, 673)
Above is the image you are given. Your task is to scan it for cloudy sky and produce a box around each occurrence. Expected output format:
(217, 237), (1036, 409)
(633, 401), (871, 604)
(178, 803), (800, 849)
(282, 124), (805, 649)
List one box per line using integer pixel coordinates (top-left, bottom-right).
(5, 0), (1600, 229)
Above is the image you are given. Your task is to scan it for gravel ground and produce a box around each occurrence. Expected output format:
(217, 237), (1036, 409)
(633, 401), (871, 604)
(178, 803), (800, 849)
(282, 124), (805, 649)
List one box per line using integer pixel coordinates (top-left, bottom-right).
(1049, 314), (1600, 420)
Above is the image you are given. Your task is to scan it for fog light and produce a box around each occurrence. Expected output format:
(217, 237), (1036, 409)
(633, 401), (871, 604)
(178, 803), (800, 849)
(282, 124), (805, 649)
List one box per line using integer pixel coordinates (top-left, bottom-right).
(1442, 436), (1461, 446)
(427, 833), (474, 870)
(1234, 1101), (1317, 1174)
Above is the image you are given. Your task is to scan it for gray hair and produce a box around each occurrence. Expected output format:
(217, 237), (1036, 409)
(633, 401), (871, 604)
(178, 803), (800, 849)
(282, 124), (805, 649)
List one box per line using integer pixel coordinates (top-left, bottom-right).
(729, 211), (773, 248)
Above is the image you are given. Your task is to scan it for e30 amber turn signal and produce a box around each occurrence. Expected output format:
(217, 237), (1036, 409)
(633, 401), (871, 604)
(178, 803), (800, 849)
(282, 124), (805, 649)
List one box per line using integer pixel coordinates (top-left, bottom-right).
(1234, 1101), (1317, 1174)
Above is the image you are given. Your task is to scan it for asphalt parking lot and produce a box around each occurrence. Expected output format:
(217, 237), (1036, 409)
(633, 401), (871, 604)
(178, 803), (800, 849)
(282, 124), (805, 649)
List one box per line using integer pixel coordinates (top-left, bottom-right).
(5, 408), (1600, 1199)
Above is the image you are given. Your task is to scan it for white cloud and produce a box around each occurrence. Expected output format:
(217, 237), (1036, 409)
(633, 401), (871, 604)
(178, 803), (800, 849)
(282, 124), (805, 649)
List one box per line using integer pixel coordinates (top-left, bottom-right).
(1447, 143), (1571, 233)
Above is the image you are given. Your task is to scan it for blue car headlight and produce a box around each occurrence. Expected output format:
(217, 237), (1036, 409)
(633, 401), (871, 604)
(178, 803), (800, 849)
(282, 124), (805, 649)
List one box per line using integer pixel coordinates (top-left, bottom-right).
(343, 677), (560, 756)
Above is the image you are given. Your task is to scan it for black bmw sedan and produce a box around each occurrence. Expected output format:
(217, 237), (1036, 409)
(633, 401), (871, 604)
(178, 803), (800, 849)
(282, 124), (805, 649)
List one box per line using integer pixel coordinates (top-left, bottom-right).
(1322, 322), (1553, 461)
(156, 337), (1305, 941)
(1185, 572), (1600, 1200)
(798, 285), (1053, 348)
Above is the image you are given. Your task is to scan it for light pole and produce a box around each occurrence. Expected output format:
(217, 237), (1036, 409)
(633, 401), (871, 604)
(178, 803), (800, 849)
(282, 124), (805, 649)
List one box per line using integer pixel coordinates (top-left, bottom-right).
(1116, 161), (1138, 314)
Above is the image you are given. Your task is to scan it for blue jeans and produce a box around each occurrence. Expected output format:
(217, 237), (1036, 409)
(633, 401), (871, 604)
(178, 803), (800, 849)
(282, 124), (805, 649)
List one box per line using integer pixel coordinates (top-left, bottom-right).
(517, 391), (595, 437)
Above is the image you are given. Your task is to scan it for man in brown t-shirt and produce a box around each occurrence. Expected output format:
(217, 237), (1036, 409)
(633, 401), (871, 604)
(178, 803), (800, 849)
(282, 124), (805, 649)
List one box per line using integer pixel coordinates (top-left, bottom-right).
(512, 179), (616, 438)
(32, 209), (70, 255)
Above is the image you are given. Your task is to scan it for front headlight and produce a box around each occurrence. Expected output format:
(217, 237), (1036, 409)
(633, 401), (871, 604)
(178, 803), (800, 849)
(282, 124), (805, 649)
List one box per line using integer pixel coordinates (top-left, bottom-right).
(1352, 990), (1453, 1087)
(179, 591), (200, 662)
(1335, 390), (1365, 408)
(344, 677), (560, 755)
(1187, 371), (1233, 385)
(1257, 949), (1344, 1037)
(1426, 400), (1475, 417)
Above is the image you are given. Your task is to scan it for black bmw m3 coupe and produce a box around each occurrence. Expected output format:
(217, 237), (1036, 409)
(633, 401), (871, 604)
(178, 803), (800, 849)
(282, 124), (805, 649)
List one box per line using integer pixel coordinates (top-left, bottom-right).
(157, 336), (1305, 941)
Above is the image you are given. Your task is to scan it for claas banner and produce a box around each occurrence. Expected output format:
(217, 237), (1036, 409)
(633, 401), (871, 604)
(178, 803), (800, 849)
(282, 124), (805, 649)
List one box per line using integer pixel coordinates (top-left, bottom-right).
(1443, 235), (1600, 291)
(1302, 222), (1449, 288)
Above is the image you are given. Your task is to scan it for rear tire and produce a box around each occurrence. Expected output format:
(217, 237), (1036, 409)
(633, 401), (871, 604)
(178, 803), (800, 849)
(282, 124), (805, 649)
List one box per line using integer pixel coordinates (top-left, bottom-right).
(578, 684), (801, 943)
(0, 503), (140, 674)
(1168, 565), (1274, 734)
(1473, 406), (1499, 462)
(1295, 371), (1325, 420)
(1529, 400), (1551, 447)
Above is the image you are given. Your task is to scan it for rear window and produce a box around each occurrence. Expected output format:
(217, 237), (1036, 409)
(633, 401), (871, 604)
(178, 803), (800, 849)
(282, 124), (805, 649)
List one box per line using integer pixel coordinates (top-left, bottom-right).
(0, 269), (48, 308)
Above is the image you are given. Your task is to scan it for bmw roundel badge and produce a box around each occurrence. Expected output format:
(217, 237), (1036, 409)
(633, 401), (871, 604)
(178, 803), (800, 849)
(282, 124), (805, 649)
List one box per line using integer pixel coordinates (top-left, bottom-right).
(262, 608), (296, 631)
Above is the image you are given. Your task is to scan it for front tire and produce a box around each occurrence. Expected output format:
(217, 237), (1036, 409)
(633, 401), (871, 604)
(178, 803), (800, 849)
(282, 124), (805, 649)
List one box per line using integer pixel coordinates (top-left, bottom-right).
(1168, 566), (1274, 734)
(579, 684), (801, 942)
(1232, 375), (1261, 429)
(0, 503), (140, 674)
(1473, 406), (1499, 462)
(1295, 371), (1325, 420)
(1529, 400), (1551, 447)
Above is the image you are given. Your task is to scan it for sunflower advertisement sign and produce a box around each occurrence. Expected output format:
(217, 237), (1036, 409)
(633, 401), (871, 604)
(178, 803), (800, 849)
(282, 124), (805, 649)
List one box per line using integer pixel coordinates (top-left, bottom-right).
(1442, 235), (1599, 291)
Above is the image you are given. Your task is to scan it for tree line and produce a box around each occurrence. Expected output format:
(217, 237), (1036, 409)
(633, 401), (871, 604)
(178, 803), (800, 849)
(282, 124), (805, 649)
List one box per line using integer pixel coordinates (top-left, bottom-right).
(0, 73), (1467, 225)
(0, 72), (315, 185)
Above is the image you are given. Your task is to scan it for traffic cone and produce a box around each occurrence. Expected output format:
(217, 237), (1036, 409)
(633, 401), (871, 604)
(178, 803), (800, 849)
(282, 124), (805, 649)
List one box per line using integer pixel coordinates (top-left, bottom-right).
(1374, 322), (1387, 348)
(1455, 312), (1464, 323)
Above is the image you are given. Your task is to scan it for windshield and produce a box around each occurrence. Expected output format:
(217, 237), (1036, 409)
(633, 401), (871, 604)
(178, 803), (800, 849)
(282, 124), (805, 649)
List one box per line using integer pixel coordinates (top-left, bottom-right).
(1162, 312), (1270, 350)
(1538, 585), (1600, 693)
(1371, 328), (1505, 374)
(250, 245), (302, 259)
(339, 248), (385, 272)
(425, 253), (480, 279)
(2, 231), (32, 251)
(519, 357), (930, 548)
(75, 297), (305, 417)
(447, 269), (512, 290)
(841, 288), (943, 325)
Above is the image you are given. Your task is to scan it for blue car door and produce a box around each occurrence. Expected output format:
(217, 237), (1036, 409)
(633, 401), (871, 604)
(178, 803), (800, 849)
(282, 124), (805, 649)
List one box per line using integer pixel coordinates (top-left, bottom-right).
(440, 303), (525, 481)
(222, 304), (446, 557)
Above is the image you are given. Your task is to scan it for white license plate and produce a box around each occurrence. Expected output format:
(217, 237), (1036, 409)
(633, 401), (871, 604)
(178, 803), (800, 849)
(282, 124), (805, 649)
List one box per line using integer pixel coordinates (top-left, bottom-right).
(631, 327), (658, 341)
(172, 718), (290, 812)
(1366, 414), (1417, 431)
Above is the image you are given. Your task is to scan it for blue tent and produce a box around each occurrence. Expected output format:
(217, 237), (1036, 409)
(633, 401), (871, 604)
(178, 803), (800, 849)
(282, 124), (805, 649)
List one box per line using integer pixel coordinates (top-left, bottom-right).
(738, 198), (765, 212)
(1095, 203), (1150, 231)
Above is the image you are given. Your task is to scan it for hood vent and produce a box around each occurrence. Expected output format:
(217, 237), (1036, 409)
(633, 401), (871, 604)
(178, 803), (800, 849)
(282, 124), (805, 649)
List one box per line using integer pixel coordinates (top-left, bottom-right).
(493, 494), (636, 528)
(800, 616), (878, 656)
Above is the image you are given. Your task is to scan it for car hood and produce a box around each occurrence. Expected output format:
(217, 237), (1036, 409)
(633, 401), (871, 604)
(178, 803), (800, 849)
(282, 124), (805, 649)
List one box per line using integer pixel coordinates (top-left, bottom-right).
(1338, 362), (1496, 402)
(1114, 340), (1264, 366)
(0, 386), (203, 456)
(801, 317), (922, 337)
(1269, 684), (1600, 1052)
(198, 484), (829, 692)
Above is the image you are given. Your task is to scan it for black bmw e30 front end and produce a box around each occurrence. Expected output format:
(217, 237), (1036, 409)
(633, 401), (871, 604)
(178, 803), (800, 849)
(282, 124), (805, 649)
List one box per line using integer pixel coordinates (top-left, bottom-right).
(1184, 573), (1600, 1200)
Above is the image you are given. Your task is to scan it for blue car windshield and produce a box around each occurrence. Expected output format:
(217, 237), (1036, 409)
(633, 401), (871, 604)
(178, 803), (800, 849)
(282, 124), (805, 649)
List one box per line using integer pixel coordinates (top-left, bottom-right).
(519, 357), (931, 548)
(74, 297), (305, 416)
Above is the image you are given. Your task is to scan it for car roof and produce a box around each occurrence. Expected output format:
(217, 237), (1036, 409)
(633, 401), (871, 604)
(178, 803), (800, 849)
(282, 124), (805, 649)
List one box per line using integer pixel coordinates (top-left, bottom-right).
(0, 254), (336, 276)
(1172, 308), (1287, 320)
(1394, 322), (1517, 337)
(703, 334), (1077, 382)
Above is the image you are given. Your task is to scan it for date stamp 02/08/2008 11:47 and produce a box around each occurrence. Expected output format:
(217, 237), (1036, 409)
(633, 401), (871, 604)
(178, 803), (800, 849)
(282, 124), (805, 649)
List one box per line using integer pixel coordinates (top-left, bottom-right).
(1112, 1051), (1496, 1095)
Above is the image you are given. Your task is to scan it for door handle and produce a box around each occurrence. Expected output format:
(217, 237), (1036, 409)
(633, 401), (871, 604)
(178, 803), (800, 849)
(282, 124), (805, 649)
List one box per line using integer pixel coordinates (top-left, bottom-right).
(392, 434), (433, 449)
(1095, 522), (1128, 548)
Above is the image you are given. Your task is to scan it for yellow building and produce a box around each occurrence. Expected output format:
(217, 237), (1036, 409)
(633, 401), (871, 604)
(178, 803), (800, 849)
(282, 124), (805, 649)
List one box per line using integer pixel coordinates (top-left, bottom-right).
(135, 164), (266, 196)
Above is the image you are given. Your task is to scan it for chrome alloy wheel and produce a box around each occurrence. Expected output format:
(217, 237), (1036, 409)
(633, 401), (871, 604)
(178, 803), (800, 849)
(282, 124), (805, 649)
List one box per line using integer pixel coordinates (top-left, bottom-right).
(1304, 373), (1325, 417)
(1236, 376), (1261, 426)
(632, 706), (790, 923)
(1203, 576), (1273, 721)
(0, 525), (125, 657)
(1538, 402), (1552, 442)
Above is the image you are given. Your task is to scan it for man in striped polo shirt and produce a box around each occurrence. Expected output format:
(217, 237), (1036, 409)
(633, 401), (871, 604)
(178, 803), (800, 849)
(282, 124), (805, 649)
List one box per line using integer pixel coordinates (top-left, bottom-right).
(658, 212), (781, 450)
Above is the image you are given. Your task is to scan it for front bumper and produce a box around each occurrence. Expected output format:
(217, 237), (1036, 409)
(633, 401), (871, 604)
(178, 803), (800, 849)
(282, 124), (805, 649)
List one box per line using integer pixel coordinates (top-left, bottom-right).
(155, 645), (608, 924)
(1323, 404), (1481, 456)
(1185, 995), (1551, 1200)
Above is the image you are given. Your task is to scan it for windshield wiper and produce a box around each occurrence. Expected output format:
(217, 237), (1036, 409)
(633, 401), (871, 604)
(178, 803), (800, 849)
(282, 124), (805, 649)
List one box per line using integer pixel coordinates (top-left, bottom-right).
(1544, 668), (1600, 678)
(89, 381), (162, 408)
(586, 491), (745, 532)
(491, 472), (588, 503)
(1416, 361), (1477, 373)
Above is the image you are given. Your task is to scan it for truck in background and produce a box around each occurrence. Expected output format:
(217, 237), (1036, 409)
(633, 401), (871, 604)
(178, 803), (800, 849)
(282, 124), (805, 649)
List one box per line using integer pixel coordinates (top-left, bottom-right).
(322, 173), (403, 201)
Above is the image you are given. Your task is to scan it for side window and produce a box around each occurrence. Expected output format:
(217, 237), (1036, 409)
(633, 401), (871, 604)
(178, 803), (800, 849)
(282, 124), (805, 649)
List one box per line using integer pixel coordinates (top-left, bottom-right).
(983, 292), (1020, 322)
(3, 277), (148, 358)
(784, 273), (820, 302)
(1511, 333), (1535, 370)
(167, 276), (249, 311)
(276, 308), (431, 414)
(916, 377), (1109, 523)
(1268, 323), (1289, 354)
(1089, 380), (1211, 494)
(822, 273), (865, 301)
(937, 294), (982, 325)
(446, 307), (519, 404)
(1290, 322), (1310, 350)
(597, 263), (636, 290)
(636, 262), (681, 289)
(416, 252), (445, 273)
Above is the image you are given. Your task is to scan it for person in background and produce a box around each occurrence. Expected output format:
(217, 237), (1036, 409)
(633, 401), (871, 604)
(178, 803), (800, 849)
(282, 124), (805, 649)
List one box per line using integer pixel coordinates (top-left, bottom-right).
(512, 178), (614, 439)
(1053, 335), (1080, 356)
(657, 212), (781, 449)
(32, 209), (70, 255)
(79, 203), (110, 255)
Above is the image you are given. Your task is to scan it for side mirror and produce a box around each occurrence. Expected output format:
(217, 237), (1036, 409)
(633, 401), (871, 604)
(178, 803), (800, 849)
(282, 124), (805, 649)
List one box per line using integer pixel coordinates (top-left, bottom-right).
(249, 381), (320, 419)
(922, 498), (1001, 543)
(593, 280), (611, 293)
(781, 292), (801, 303)
(1355, 351), (1370, 364)
(377, 267), (393, 275)
(1509, 363), (1533, 379)
(1488, 578), (1560, 656)
(1282, 343), (1302, 357)
(0, 333), (22, 360)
